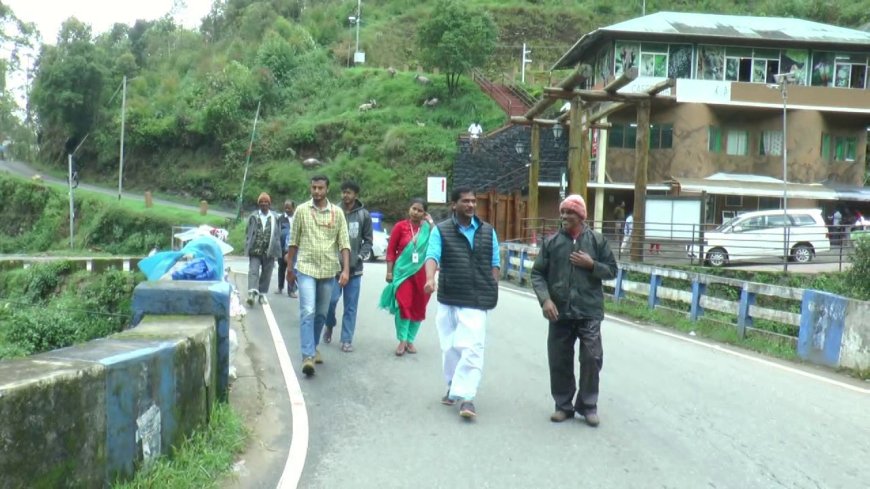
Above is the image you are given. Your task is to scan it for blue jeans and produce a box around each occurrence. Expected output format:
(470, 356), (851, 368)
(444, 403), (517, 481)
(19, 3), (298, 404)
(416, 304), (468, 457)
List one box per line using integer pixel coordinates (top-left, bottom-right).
(298, 272), (336, 359)
(326, 274), (362, 344)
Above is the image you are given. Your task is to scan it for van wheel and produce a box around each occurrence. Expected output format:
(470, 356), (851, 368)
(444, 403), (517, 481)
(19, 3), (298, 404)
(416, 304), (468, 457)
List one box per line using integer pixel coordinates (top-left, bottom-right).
(791, 244), (813, 263)
(706, 248), (728, 267)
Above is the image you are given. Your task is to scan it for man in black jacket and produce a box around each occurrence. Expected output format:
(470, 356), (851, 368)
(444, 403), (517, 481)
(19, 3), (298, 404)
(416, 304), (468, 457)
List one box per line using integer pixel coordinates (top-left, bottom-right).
(324, 181), (373, 352)
(424, 186), (500, 420)
(531, 194), (617, 427)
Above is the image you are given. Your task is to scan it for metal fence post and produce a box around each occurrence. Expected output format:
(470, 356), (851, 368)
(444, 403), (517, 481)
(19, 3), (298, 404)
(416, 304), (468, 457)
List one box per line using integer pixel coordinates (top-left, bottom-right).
(519, 248), (527, 284)
(690, 279), (706, 321)
(614, 267), (626, 302)
(737, 284), (755, 338)
(648, 273), (663, 309)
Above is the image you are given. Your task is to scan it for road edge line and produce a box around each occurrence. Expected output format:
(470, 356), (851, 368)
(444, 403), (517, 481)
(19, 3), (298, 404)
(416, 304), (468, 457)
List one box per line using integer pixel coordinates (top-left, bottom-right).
(262, 301), (309, 488)
(498, 284), (869, 395)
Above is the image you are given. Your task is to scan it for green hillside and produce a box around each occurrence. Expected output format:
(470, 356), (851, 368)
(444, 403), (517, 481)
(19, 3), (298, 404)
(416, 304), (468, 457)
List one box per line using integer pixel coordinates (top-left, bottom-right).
(5, 0), (870, 219)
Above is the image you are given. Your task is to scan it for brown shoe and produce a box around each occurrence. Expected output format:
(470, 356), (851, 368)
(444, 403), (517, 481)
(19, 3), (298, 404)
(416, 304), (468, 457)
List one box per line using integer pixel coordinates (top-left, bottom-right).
(395, 341), (406, 356)
(550, 410), (572, 423)
(314, 350), (323, 364)
(323, 327), (333, 344)
(405, 342), (417, 354)
(301, 357), (315, 377)
(583, 411), (600, 427)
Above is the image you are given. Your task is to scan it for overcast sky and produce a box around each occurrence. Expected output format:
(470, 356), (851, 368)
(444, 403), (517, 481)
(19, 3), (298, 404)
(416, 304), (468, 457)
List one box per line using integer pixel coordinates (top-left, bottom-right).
(4, 0), (215, 45)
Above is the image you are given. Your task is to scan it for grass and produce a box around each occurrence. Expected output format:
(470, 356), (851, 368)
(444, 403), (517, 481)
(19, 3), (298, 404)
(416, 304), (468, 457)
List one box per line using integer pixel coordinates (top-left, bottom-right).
(113, 403), (247, 489)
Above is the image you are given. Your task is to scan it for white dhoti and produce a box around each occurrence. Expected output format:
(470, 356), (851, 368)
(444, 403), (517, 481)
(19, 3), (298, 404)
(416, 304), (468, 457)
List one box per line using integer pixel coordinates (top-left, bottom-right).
(436, 304), (488, 401)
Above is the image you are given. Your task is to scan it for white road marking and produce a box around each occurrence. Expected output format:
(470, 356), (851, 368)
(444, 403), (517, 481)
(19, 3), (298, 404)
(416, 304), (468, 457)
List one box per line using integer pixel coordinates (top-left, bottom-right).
(499, 285), (870, 395)
(262, 302), (309, 489)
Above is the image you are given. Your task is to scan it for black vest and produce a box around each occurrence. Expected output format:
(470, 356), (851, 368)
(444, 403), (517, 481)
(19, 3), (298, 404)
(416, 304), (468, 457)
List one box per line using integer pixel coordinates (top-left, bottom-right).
(436, 217), (498, 310)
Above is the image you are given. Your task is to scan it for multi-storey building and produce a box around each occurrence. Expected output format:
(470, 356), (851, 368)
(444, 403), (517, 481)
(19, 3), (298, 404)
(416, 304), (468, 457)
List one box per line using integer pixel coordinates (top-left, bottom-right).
(549, 11), (870, 223)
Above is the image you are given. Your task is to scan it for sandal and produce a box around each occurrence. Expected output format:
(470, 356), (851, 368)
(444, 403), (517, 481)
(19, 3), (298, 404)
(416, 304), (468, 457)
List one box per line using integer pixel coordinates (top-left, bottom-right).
(405, 343), (417, 354)
(341, 342), (354, 352)
(395, 341), (406, 356)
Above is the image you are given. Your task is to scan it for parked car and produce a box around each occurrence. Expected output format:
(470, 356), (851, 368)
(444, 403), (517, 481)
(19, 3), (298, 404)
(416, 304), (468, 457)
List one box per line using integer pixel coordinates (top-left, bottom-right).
(361, 229), (389, 262)
(687, 208), (831, 267)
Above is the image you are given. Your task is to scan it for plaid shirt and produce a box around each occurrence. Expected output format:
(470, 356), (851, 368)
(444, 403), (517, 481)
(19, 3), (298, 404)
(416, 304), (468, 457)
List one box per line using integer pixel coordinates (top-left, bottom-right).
(290, 199), (351, 279)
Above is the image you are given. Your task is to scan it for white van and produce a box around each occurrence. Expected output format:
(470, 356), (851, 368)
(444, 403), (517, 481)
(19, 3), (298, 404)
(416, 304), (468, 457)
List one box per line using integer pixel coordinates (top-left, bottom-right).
(687, 209), (831, 267)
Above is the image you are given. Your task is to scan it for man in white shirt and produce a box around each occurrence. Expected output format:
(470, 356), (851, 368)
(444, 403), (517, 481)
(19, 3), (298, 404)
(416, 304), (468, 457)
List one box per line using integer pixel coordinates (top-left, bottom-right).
(468, 121), (483, 139)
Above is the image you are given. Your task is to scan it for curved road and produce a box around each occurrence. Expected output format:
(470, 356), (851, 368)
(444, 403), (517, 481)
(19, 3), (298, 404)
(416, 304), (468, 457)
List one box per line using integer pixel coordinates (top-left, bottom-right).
(0, 158), (234, 218)
(232, 261), (868, 488)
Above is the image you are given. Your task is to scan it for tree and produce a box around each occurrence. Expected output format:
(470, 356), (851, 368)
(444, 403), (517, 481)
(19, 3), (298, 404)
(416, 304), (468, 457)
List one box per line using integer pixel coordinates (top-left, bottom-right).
(417, 0), (497, 95)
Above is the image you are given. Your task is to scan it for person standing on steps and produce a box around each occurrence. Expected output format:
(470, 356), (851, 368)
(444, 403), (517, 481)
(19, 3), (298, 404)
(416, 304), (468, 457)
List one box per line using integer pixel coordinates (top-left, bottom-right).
(276, 200), (297, 297)
(531, 194), (618, 427)
(244, 192), (283, 306)
(324, 181), (373, 353)
(424, 186), (500, 420)
(286, 175), (351, 377)
(381, 198), (434, 356)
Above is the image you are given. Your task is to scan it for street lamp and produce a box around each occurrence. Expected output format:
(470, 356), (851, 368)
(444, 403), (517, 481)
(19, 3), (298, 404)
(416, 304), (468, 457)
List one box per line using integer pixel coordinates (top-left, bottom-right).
(552, 123), (563, 146)
(772, 71), (796, 272)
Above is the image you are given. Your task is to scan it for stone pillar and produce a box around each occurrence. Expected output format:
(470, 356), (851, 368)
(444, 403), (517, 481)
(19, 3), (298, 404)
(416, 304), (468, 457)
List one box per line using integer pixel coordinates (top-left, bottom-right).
(144, 191), (153, 208)
(199, 200), (208, 216)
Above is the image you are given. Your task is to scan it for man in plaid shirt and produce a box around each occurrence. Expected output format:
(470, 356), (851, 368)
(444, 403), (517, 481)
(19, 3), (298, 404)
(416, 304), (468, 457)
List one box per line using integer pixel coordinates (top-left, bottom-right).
(286, 175), (351, 376)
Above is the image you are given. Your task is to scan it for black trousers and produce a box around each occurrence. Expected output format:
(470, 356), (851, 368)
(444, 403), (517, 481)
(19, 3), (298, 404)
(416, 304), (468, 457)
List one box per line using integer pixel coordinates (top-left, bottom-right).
(548, 318), (603, 414)
(277, 255), (287, 291)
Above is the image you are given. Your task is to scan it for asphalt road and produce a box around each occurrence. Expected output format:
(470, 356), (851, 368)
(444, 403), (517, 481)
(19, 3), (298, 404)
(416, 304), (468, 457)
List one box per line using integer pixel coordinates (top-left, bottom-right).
(240, 260), (868, 489)
(0, 158), (234, 218)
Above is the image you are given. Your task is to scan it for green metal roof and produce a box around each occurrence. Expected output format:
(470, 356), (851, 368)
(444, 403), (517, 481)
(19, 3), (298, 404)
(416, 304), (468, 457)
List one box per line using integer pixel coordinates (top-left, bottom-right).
(553, 12), (870, 69)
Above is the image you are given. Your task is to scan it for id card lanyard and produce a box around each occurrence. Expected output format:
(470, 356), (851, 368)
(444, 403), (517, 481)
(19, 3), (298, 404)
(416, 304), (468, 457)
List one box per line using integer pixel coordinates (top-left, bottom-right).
(410, 221), (421, 264)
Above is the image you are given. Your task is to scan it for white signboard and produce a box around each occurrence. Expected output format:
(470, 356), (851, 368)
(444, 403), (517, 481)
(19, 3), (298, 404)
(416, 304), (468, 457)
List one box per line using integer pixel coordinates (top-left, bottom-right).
(427, 176), (447, 204)
(676, 79), (732, 104)
(618, 76), (672, 96)
(354, 51), (366, 64)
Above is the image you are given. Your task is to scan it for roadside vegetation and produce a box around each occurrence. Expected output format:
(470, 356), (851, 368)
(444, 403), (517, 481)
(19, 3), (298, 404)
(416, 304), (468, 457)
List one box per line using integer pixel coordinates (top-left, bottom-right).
(0, 261), (143, 359)
(113, 402), (247, 489)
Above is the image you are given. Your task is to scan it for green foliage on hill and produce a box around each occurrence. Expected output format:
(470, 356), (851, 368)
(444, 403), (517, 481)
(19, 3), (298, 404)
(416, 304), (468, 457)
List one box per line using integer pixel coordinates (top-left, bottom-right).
(13, 0), (870, 220)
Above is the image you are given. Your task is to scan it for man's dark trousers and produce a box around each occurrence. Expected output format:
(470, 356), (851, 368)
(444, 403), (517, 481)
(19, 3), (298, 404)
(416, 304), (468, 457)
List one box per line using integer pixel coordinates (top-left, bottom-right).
(548, 318), (603, 414)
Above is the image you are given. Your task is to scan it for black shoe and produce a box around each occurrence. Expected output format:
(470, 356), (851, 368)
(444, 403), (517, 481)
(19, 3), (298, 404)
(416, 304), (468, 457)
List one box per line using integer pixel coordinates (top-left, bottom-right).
(441, 391), (456, 406)
(459, 401), (476, 419)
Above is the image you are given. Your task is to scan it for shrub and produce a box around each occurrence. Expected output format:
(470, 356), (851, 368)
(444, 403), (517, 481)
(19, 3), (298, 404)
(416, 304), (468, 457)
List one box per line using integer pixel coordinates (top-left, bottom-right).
(845, 234), (870, 300)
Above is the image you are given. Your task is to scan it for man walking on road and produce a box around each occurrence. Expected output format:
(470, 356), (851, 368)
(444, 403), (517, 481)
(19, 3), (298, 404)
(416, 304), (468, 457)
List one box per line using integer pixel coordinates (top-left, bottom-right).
(324, 181), (373, 352)
(424, 186), (500, 419)
(531, 194), (617, 427)
(245, 192), (283, 306)
(286, 176), (351, 376)
(276, 200), (297, 297)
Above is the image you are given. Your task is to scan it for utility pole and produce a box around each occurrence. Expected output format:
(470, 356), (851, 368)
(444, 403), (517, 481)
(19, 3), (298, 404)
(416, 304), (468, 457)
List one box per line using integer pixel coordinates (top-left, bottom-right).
(355, 0), (361, 61)
(236, 100), (262, 220)
(521, 43), (532, 83)
(118, 75), (127, 201)
(68, 153), (74, 249)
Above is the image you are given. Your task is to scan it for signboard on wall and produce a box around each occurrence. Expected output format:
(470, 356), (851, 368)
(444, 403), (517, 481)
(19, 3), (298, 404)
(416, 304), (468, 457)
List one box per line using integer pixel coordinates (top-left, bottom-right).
(427, 176), (447, 203)
(619, 76), (672, 96)
(676, 79), (733, 104)
(646, 196), (703, 240)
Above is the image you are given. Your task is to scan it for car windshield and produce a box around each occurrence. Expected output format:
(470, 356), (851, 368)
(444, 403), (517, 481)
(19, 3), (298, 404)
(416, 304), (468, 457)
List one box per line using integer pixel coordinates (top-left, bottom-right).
(715, 217), (737, 232)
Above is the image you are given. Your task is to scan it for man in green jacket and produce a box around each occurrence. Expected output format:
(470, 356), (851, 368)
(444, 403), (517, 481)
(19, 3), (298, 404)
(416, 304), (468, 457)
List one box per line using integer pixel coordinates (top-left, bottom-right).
(531, 194), (617, 427)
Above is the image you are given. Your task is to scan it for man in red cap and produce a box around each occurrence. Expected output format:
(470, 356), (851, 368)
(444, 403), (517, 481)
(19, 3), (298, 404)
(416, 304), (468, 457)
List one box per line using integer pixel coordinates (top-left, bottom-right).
(244, 192), (283, 306)
(531, 194), (617, 427)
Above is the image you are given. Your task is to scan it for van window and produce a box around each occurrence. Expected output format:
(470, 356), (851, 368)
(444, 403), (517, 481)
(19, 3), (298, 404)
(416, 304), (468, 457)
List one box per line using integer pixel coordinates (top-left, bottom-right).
(733, 216), (765, 232)
(791, 214), (816, 226)
(767, 214), (790, 227)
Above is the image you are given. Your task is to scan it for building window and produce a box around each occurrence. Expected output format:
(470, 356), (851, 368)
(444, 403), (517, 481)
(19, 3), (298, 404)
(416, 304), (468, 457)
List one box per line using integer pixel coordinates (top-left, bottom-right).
(607, 124), (637, 149)
(639, 43), (668, 77)
(726, 130), (749, 155)
(649, 124), (674, 149)
(821, 133), (858, 161)
(760, 131), (783, 156)
(725, 195), (743, 207)
(723, 47), (780, 83)
(708, 126), (723, 153)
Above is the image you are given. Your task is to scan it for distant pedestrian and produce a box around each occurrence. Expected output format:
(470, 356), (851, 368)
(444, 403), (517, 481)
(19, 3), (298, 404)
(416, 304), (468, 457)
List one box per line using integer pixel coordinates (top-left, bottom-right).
(381, 198), (434, 356)
(612, 201), (626, 240)
(531, 194), (617, 427)
(621, 214), (633, 255)
(285, 176), (351, 377)
(467, 121), (483, 139)
(324, 181), (373, 352)
(276, 200), (297, 297)
(244, 192), (283, 306)
(424, 186), (500, 420)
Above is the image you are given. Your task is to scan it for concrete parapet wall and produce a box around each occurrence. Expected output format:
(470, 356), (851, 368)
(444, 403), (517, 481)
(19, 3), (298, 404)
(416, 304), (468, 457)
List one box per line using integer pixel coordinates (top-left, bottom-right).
(0, 315), (217, 487)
